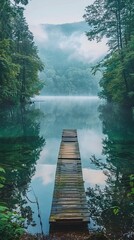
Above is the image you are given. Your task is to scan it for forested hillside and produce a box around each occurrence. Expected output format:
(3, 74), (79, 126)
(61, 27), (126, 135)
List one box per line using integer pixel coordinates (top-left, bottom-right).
(0, 0), (44, 104)
(33, 22), (105, 95)
(84, 0), (134, 106)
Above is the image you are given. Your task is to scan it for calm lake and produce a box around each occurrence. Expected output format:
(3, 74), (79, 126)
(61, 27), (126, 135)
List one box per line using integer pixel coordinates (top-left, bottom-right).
(28, 96), (105, 234)
(0, 96), (133, 238)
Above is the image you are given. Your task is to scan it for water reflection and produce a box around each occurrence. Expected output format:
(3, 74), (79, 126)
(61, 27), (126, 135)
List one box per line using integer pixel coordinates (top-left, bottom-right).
(87, 104), (134, 239)
(0, 104), (45, 227)
(33, 164), (56, 185)
(0, 97), (109, 235)
(1, 98), (133, 238)
(83, 168), (107, 188)
(27, 96), (105, 234)
(78, 129), (104, 166)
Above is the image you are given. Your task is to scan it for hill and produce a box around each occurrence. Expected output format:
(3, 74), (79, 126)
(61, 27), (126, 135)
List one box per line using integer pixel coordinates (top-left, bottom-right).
(31, 21), (107, 95)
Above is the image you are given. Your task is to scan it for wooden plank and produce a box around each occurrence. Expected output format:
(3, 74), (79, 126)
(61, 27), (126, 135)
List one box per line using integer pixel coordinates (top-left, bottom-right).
(52, 204), (88, 208)
(62, 138), (77, 142)
(53, 199), (86, 202)
(49, 129), (90, 225)
(58, 155), (80, 158)
(50, 213), (90, 218)
(62, 130), (77, 138)
(53, 193), (86, 197)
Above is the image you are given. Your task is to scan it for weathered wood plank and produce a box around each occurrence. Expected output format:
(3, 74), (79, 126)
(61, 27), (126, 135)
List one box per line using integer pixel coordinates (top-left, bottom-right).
(49, 129), (90, 225)
(51, 213), (90, 218)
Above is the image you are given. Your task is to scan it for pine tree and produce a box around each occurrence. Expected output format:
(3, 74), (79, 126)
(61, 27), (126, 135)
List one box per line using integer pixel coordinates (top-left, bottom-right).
(0, 0), (44, 104)
(84, 0), (134, 106)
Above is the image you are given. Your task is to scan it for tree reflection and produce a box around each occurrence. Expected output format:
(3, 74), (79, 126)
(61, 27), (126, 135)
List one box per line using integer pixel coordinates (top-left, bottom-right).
(0, 104), (45, 226)
(87, 104), (134, 240)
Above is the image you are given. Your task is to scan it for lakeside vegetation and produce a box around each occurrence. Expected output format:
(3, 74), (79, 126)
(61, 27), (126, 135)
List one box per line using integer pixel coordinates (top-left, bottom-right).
(84, 1), (134, 239)
(84, 0), (134, 107)
(0, 0), (45, 239)
(0, 0), (134, 239)
(0, 105), (45, 240)
(0, 0), (44, 105)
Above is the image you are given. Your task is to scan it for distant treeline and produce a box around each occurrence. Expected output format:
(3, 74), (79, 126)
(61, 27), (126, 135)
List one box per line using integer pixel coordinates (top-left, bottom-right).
(40, 62), (100, 96)
(84, 0), (134, 107)
(0, 0), (44, 104)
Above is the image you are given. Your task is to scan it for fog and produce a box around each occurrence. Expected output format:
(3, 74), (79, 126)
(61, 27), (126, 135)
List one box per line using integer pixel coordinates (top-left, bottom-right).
(29, 22), (107, 96)
(31, 22), (108, 63)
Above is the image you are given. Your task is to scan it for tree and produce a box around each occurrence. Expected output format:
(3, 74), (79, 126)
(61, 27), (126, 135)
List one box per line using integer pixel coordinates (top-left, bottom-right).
(0, 39), (20, 103)
(14, 0), (29, 4)
(86, 104), (134, 239)
(12, 7), (44, 102)
(0, 0), (44, 104)
(84, 0), (134, 106)
(0, 105), (45, 229)
(84, 0), (134, 50)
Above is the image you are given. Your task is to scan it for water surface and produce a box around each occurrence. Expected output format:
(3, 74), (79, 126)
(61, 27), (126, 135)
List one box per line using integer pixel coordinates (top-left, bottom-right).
(28, 96), (106, 233)
(0, 96), (133, 238)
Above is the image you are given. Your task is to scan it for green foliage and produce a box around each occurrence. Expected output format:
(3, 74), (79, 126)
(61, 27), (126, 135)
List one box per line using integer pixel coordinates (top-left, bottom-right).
(0, 0), (44, 104)
(84, 0), (134, 106)
(112, 206), (120, 215)
(0, 39), (20, 103)
(99, 52), (127, 103)
(0, 104), (45, 239)
(99, 36), (134, 105)
(0, 167), (25, 240)
(87, 104), (134, 239)
(0, 205), (25, 240)
(14, 0), (29, 5)
(0, 166), (6, 188)
(127, 174), (134, 197)
(84, 0), (134, 51)
(0, 167), (5, 173)
(41, 63), (99, 95)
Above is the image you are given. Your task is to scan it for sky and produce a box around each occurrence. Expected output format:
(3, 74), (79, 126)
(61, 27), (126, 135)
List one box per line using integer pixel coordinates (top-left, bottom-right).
(24, 0), (94, 25)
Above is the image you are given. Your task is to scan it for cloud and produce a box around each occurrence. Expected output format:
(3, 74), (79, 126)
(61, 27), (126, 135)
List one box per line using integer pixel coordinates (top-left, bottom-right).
(38, 138), (60, 164)
(59, 32), (108, 62)
(29, 25), (48, 43)
(78, 129), (104, 161)
(32, 164), (107, 187)
(83, 168), (107, 187)
(33, 164), (56, 185)
(30, 23), (108, 62)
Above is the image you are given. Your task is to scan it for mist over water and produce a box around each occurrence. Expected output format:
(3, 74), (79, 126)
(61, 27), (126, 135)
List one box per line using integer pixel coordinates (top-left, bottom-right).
(32, 95), (99, 102)
(1, 94), (132, 237)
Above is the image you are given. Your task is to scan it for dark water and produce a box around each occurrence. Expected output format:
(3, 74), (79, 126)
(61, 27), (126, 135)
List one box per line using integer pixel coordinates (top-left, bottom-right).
(0, 97), (134, 239)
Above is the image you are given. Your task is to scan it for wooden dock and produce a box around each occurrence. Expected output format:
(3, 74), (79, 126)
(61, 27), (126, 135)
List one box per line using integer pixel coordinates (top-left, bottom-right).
(49, 129), (89, 231)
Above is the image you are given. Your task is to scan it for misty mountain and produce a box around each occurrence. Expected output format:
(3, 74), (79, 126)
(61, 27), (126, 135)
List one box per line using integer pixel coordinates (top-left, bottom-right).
(41, 21), (89, 36)
(31, 21), (107, 95)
